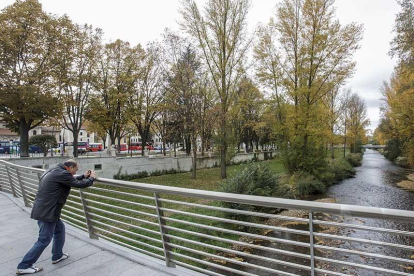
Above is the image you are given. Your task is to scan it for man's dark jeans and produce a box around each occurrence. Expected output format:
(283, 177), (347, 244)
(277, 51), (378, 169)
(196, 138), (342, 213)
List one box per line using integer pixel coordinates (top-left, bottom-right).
(17, 219), (65, 269)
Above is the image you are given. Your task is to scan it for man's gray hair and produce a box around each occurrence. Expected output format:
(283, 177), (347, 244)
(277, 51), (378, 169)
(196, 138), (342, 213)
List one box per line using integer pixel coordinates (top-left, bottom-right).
(63, 159), (77, 168)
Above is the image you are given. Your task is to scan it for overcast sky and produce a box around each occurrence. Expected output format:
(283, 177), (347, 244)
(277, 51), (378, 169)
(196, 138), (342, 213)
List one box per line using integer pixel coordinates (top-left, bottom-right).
(1, 0), (401, 131)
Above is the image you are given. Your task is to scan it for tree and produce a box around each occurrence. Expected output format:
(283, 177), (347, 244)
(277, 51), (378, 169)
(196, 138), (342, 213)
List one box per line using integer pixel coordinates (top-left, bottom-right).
(88, 40), (138, 150)
(180, 0), (252, 178)
(129, 42), (163, 157)
(390, 0), (414, 69)
(29, 134), (57, 157)
(346, 93), (369, 153)
(55, 19), (102, 157)
(0, 0), (61, 157)
(163, 31), (204, 179)
(257, 0), (363, 172)
(324, 86), (349, 159)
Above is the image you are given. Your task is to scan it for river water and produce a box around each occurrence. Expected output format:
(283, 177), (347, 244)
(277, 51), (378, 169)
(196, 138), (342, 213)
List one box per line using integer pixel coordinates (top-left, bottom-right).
(217, 149), (414, 276)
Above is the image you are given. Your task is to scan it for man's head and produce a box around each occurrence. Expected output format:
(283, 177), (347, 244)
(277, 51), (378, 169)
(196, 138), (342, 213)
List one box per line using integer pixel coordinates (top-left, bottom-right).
(63, 159), (78, 175)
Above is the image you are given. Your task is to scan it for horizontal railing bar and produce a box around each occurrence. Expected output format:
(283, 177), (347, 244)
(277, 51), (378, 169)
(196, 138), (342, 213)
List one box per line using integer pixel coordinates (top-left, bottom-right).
(61, 214), (87, 228)
(94, 232), (165, 260)
(89, 213), (160, 236)
(170, 251), (261, 276)
(165, 234), (311, 271)
(88, 186), (153, 200)
(89, 219), (162, 244)
(21, 181), (38, 191)
(168, 242), (304, 276)
(1, 187), (12, 193)
(68, 194), (82, 202)
(83, 198), (158, 219)
(314, 268), (349, 276)
(82, 192), (156, 210)
(2, 159), (414, 222)
(91, 225), (163, 252)
(94, 177), (414, 222)
(23, 185), (38, 194)
(164, 225), (311, 260)
(313, 219), (414, 237)
(18, 170), (39, 178)
(315, 232), (414, 250)
(315, 256), (413, 276)
(0, 161), (45, 173)
(86, 205), (159, 227)
(19, 175), (39, 185)
(160, 207), (310, 236)
(158, 198), (309, 222)
(171, 260), (226, 276)
(66, 199), (83, 207)
(63, 204), (85, 215)
(61, 209), (86, 221)
(314, 244), (414, 265)
(163, 216), (310, 248)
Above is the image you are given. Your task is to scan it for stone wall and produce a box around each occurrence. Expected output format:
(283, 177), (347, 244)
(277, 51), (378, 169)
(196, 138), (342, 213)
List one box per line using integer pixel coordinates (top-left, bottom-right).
(6, 151), (278, 179)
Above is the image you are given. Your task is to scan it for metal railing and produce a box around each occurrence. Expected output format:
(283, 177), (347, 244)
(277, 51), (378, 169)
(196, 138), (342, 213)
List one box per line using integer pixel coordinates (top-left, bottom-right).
(0, 160), (413, 276)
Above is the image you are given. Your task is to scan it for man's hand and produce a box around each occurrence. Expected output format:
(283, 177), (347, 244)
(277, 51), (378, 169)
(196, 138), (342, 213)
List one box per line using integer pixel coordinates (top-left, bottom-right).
(90, 171), (96, 178)
(84, 170), (91, 178)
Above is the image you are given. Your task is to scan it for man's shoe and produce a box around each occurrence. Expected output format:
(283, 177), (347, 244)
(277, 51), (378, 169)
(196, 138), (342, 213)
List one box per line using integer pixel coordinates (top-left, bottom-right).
(52, 253), (69, 264)
(16, 265), (43, 275)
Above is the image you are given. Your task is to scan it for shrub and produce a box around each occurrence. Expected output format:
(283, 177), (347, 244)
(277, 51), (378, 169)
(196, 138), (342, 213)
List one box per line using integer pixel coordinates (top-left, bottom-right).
(114, 168), (182, 180)
(293, 172), (326, 197)
(325, 158), (356, 185)
(346, 153), (363, 167)
(219, 163), (280, 214)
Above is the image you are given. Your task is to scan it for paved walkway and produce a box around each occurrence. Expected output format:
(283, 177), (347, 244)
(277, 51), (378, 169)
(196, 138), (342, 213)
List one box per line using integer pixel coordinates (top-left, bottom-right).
(0, 193), (202, 276)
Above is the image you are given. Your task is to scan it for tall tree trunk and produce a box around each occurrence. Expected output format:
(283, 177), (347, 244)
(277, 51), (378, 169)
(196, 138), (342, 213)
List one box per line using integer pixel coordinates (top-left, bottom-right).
(19, 119), (30, 157)
(73, 131), (79, 157)
(220, 114), (227, 179)
(331, 142), (335, 159)
(191, 132), (197, 179)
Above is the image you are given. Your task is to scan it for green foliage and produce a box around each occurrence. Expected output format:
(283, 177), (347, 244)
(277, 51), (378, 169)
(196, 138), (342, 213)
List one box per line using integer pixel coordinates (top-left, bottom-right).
(383, 138), (402, 161)
(282, 145), (327, 175)
(321, 159), (356, 186)
(114, 168), (182, 181)
(29, 134), (57, 156)
(293, 173), (326, 197)
(0, 0), (62, 156)
(346, 153), (363, 167)
(219, 163), (279, 215)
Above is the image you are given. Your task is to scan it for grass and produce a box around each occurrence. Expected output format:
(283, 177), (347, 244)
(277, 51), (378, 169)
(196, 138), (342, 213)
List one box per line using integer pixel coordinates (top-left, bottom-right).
(132, 157), (286, 191)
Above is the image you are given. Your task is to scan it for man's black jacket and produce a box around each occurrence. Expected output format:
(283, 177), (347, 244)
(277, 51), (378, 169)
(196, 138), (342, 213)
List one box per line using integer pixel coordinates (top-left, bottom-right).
(31, 163), (95, 222)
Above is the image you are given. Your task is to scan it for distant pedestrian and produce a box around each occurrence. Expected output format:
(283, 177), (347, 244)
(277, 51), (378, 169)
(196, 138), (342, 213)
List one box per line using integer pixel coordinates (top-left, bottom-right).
(16, 159), (96, 275)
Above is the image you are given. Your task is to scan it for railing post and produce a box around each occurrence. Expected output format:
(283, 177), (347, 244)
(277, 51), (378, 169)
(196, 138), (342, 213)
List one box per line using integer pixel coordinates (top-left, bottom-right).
(309, 212), (315, 276)
(15, 168), (30, 207)
(5, 165), (17, 197)
(79, 189), (99, 240)
(154, 192), (176, 268)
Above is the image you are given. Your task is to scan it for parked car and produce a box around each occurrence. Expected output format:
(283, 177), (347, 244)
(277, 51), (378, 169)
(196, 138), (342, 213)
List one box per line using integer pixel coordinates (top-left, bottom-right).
(29, 145), (42, 153)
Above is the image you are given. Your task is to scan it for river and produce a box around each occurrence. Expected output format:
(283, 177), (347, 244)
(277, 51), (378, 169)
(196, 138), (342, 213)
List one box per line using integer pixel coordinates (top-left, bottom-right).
(219, 149), (414, 276)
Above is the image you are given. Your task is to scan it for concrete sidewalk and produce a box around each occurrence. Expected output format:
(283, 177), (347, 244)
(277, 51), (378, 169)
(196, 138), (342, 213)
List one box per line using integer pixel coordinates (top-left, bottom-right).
(0, 192), (204, 276)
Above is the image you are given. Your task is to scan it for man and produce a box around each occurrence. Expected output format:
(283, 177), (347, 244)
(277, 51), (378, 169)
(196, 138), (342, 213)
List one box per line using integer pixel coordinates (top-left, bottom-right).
(16, 159), (96, 275)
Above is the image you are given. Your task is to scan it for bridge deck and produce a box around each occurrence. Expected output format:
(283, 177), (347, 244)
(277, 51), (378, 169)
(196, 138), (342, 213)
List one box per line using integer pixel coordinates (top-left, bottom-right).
(0, 193), (201, 276)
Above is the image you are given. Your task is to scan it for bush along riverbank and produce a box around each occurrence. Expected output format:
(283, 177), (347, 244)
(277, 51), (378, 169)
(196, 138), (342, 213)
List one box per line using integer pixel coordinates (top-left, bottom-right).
(219, 153), (363, 201)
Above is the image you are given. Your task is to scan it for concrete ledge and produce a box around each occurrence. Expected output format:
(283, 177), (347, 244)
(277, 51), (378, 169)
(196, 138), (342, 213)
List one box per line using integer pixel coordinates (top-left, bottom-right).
(2, 192), (206, 276)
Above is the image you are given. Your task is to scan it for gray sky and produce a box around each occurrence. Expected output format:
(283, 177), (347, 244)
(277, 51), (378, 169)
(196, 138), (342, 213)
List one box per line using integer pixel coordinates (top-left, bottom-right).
(1, 0), (401, 131)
